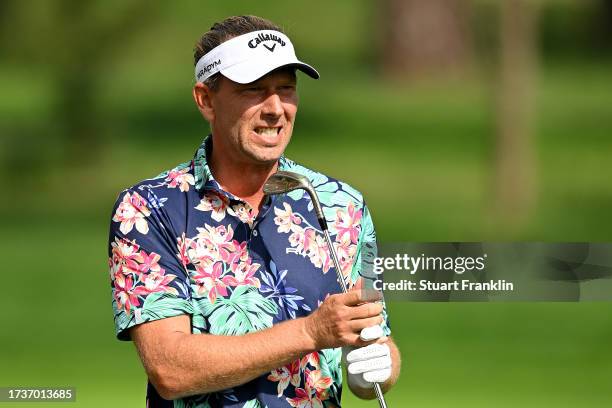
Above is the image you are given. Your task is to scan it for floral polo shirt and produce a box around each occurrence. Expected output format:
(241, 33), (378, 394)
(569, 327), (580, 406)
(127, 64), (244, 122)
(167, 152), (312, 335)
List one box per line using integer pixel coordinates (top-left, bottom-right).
(108, 136), (391, 407)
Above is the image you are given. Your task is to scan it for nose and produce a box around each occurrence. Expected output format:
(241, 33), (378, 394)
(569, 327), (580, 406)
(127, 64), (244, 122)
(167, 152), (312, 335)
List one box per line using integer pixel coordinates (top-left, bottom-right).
(261, 92), (284, 119)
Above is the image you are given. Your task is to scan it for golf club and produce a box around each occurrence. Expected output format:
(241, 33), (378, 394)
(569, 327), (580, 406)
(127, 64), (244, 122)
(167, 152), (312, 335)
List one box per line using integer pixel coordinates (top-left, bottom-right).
(263, 170), (389, 408)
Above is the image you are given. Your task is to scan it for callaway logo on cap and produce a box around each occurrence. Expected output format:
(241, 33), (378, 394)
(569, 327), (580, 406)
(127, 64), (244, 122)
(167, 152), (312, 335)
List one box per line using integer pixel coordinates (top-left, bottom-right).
(195, 30), (319, 84)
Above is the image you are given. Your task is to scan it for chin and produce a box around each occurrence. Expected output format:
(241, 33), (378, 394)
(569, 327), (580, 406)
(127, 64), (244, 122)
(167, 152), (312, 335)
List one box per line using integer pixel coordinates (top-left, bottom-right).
(245, 145), (283, 164)
(252, 150), (283, 164)
(245, 140), (288, 163)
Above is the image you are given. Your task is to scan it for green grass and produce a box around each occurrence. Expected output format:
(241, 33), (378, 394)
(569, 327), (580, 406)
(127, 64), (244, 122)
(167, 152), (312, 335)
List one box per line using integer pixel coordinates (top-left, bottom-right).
(2, 218), (612, 406)
(1, 8), (612, 404)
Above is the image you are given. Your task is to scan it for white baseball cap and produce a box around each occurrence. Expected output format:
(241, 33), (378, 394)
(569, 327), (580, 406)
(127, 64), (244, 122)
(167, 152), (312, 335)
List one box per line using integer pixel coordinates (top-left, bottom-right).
(195, 30), (319, 84)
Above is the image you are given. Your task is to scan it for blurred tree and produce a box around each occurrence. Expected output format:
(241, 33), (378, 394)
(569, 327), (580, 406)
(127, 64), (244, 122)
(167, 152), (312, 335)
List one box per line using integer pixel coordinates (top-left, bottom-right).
(602, 0), (612, 51)
(1, 0), (158, 165)
(494, 0), (539, 225)
(380, 0), (473, 79)
(539, 0), (612, 59)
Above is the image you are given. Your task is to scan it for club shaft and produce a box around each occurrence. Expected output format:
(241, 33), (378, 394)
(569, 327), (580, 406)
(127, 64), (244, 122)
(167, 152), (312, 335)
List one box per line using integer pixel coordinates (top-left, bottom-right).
(322, 229), (388, 408)
(374, 383), (388, 408)
(323, 229), (348, 293)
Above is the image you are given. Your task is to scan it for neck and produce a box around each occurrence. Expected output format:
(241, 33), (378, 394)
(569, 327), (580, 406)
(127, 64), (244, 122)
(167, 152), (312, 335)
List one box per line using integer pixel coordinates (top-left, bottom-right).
(208, 144), (278, 212)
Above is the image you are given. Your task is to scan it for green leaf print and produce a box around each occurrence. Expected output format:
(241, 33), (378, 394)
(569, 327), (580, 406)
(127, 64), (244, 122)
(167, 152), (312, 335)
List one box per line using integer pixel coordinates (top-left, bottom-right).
(198, 286), (278, 335)
(141, 292), (194, 320)
(319, 348), (343, 385)
(112, 298), (135, 328)
(243, 399), (267, 408)
(172, 397), (212, 408)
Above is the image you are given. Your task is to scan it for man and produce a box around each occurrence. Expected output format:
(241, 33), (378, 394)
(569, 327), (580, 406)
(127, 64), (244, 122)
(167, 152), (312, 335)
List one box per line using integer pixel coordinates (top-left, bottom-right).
(108, 15), (400, 407)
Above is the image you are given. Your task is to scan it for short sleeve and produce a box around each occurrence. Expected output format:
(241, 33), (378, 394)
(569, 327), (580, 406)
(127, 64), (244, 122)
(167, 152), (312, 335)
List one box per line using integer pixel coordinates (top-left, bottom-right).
(351, 202), (392, 336)
(108, 187), (193, 340)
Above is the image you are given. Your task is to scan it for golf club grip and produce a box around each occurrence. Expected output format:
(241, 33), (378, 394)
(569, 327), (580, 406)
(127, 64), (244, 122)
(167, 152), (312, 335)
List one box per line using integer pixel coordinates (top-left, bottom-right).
(322, 229), (389, 408)
(317, 215), (328, 230)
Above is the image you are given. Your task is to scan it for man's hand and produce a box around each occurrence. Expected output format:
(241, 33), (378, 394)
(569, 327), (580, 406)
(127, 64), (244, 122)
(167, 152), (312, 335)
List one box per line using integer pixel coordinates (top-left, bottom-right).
(303, 290), (385, 350)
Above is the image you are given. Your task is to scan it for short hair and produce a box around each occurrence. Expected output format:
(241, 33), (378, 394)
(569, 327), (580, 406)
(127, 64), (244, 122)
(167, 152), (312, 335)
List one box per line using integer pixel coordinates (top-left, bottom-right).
(194, 15), (283, 90)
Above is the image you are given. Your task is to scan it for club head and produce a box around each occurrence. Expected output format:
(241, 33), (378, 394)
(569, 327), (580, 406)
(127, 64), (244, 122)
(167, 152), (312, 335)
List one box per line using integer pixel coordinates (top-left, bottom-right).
(263, 171), (312, 195)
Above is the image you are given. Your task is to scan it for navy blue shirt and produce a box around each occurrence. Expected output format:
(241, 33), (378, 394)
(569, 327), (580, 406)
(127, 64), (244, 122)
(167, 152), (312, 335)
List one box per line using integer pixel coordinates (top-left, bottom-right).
(108, 136), (390, 407)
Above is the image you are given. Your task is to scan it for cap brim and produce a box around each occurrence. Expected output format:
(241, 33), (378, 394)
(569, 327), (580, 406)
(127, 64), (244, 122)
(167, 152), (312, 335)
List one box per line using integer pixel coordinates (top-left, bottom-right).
(220, 59), (319, 84)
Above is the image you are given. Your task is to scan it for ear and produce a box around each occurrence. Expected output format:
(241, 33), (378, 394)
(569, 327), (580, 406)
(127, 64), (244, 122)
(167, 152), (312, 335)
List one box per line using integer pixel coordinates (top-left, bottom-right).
(193, 82), (215, 122)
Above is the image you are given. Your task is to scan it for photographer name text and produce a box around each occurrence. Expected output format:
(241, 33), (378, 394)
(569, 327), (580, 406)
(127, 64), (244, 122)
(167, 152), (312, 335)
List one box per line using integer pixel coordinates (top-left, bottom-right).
(374, 279), (514, 292)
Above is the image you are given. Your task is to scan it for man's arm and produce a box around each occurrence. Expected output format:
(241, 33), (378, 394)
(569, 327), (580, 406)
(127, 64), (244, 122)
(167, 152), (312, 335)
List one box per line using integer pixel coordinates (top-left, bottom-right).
(131, 290), (385, 400)
(346, 337), (401, 400)
(131, 314), (312, 400)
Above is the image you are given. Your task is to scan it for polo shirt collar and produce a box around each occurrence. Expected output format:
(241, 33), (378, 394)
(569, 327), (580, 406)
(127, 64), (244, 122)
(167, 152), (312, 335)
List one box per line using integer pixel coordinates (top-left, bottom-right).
(193, 135), (290, 194)
(193, 135), (215, 192)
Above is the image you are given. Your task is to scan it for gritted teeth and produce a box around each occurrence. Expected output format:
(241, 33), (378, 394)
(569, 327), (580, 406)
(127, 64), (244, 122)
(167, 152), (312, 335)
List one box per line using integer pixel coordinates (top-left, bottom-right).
(255, 127), (281, 136)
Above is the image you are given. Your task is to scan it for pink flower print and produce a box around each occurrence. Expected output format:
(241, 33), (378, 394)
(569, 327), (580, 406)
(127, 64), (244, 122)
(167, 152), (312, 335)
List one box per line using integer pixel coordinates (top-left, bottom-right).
(287, 359), (302, 387)
(110, 237), (141, 276)
(287, 385), (324, 408)
(193, 262), (229, 304)
(208, 224), (234, 246)
(135, 250), (164, 274)
(274, 202), (302, 233)
(225, 261), (261, 288)
(114, 274), (140, 315)
(306, 369), (333, 401)
(303, 229), (317, 255)
(108, 256), (116, 278)
(195, 224), (234, 250)
(111, 237), (140, 259)
(112, 192), (151, 235)
(333, 201), (362, 244)
(192, 225), (235, 267)
(318, 244), (332, 274)
(191, 236), (219, 267)
(334, 240), (357, 277)
(268, 367), (291, 397)
(165, 168), (195, 192)
(288, 226), (306, 252)
(176, 233), (194, 267)
(195, 191), (230, 222)
(233, 240), (249, 262)
(134, 269), (177, 295)
(229, 203), (256, 226)
(300, 352), (320, 370)
(306, 234), (332, 273)
(221, 240), (248, 265)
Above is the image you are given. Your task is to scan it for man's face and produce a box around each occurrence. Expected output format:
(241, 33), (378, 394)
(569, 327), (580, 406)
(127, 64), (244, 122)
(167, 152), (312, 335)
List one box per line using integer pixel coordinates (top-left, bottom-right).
(207, 68), (298, 166)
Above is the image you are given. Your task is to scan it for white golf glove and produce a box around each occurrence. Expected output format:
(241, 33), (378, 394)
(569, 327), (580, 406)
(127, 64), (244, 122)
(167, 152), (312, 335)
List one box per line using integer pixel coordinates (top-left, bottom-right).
(343, 325), (392, 389)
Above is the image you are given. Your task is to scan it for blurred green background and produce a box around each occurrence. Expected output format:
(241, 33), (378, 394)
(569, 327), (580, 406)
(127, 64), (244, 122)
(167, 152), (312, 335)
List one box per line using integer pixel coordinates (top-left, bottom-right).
(1, 0), (611, 406)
